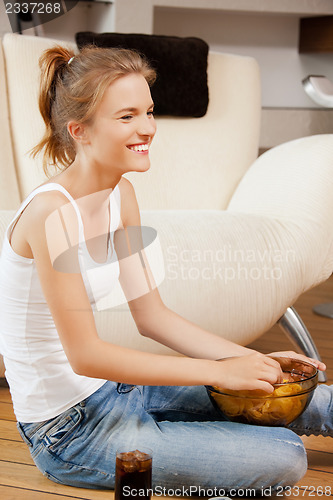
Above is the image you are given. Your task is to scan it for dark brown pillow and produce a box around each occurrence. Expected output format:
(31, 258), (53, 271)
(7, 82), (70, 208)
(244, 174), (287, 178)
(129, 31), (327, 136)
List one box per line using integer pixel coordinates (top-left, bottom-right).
(75, 32), (209, 117)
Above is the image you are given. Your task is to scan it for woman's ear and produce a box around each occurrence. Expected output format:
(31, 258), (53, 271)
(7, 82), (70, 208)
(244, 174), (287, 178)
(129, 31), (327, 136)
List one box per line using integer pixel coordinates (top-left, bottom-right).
(67, 121), (90, 144)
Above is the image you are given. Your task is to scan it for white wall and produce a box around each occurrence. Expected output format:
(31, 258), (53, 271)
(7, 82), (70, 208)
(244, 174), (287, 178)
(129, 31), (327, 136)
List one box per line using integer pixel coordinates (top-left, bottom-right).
(153, 6), (333, 146)
(0, 2), (114, 42)
(154, 7), (333, 109)
(39, 2), (114, 42)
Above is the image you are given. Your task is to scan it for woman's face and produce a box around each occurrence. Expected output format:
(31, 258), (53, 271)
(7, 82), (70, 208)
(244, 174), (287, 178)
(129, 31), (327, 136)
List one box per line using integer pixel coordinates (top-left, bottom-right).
(83, 73), (156, 175)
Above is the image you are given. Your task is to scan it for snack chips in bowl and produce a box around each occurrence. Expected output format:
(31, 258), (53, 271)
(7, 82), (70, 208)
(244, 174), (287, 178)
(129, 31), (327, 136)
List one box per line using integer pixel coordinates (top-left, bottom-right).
(206, 357), (318, 426)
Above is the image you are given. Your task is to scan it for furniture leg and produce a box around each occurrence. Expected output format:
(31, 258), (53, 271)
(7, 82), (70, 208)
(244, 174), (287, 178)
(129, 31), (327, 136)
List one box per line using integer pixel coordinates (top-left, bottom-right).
(277, 307), (327, 382)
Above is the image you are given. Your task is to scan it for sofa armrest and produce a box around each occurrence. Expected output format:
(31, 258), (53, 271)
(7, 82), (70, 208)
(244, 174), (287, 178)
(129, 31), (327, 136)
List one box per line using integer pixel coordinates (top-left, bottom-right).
(228, 134), (333, 227)
(95, 205), (333, 352)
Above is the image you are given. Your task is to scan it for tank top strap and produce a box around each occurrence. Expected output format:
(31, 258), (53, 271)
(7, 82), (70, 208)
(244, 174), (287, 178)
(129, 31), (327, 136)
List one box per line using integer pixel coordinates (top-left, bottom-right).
(40, 183), (84, 230)
(8, 182), (121, 243)
(8, 183), (85, 241)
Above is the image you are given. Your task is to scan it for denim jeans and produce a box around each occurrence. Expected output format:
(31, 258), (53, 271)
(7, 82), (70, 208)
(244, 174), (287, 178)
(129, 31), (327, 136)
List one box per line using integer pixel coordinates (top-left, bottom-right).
(17, 381), (332, 494)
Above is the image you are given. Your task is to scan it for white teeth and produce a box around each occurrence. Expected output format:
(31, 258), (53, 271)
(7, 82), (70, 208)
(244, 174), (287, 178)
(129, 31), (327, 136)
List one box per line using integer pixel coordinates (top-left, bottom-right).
(129, 143), (149, 152)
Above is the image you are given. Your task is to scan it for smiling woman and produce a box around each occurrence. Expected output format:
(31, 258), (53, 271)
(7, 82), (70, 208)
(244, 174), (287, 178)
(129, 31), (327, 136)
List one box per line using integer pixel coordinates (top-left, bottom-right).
(0, 42), (332, 496)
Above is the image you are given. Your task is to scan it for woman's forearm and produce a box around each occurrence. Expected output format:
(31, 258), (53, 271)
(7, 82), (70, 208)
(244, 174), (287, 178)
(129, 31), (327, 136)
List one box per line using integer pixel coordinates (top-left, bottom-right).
(75, 338), (219, 386)
(138, 305), (255, 360)
(75, 339), (284, 393)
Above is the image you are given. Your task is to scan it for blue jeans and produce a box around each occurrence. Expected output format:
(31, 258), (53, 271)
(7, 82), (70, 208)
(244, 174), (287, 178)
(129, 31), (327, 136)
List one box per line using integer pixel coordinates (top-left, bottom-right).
(17, 382), (332, 494)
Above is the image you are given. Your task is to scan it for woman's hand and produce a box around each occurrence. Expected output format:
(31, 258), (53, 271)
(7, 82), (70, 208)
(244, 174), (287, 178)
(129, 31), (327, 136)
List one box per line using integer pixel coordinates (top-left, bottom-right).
(266, 350), (326, 372)
(212, 352), (284, 394)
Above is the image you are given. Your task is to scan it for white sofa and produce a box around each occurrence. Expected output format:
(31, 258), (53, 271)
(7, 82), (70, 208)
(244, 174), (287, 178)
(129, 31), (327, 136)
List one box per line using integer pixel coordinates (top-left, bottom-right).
(1, 33), (333, 377)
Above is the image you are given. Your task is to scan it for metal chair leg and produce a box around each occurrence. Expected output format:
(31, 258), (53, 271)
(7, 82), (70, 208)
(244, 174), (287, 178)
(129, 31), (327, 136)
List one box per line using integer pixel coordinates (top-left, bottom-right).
(277, 306), (327, 382)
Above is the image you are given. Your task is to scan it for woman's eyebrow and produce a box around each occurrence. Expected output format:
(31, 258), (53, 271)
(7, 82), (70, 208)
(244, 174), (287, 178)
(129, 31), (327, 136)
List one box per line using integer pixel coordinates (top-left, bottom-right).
(116, 107), (137, 114)
(115, 103), (154, 115)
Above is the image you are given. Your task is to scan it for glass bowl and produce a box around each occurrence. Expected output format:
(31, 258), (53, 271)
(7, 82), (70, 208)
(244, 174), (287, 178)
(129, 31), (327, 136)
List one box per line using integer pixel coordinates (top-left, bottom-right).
(206, 357), (318, 426)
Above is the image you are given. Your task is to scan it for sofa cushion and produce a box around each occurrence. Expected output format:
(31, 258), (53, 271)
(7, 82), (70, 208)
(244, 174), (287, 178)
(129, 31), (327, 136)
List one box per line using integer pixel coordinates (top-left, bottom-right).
(0, 40), (20, 209)
(76, 32), (209, 118)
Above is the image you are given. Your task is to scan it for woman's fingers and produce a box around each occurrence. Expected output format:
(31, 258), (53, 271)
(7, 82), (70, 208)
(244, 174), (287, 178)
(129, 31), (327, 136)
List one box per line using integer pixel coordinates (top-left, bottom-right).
(215, 353), (284, 392)
(267, 351), (326, 371)
(249, 353), (283, 388)
(299, 355), (326, 371)
(260, 355), (284, 384)
(220, 349), (325, 394)
(254, 380), (275, 394)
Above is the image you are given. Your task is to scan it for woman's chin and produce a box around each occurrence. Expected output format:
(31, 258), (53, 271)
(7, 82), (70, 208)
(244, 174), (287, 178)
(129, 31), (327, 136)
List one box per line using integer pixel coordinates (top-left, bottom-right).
(133, 161), (151, 173)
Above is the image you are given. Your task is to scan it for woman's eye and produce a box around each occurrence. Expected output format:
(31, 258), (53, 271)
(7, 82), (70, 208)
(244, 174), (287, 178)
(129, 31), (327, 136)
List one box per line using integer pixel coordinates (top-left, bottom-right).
(147, 110), (154, 117)
(120, 115), (133, 121)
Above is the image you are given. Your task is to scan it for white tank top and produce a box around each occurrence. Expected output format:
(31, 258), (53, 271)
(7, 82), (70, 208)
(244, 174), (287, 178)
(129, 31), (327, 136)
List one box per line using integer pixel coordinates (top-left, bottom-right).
(0, 183), (121, 422)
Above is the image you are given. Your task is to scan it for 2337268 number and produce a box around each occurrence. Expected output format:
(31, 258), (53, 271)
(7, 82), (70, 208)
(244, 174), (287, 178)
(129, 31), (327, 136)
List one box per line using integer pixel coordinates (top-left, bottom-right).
(276, 485), (332, 496)
(5, 3), (62, 15)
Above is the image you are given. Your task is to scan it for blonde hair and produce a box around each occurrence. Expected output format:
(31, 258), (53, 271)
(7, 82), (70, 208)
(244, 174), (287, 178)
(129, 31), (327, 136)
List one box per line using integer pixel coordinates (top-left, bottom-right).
(31, 45), (156, 175)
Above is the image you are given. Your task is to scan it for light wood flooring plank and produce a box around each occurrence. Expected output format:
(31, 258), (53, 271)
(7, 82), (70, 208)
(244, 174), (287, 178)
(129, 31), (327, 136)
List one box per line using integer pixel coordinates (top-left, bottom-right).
(0, 461), (114, 500)
(0, 387), (12, 403)
(306, 449), (333, 473)
(296, 468), (333, 491)
(0, 439), (34, 465)
(0, 485), (92, 500)
(0, 420), (22, 441)
(301, 435), (333, 453)
(0, 402), (16, 421)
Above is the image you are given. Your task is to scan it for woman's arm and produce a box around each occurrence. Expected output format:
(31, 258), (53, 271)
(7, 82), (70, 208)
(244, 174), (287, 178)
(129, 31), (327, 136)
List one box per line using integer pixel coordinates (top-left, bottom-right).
(20, 190), (281, 393)
(133, 297), (255, 359)
(118, 178), (326, 372)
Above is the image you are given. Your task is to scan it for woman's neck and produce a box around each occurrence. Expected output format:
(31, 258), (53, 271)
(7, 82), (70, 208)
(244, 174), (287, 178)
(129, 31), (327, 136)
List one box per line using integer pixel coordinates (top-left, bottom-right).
(51, 158), (122, 201)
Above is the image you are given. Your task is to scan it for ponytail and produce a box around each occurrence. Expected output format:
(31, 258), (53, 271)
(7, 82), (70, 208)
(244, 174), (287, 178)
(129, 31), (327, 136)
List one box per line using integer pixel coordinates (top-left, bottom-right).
(31, 46), (76, 175)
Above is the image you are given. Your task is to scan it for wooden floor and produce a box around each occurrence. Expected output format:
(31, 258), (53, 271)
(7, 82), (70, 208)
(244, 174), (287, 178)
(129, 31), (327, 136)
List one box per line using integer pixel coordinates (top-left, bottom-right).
(1, 277), (333, 499)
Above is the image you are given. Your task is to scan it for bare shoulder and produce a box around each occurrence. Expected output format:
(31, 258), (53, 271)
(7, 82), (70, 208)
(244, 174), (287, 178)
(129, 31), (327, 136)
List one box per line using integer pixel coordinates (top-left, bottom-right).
(26, 191), (75, 225)
(118, 177), (140, 227)
(25, 189), (74, 220)
(17, 191), (76, 245)
(11, 190), (78, 259)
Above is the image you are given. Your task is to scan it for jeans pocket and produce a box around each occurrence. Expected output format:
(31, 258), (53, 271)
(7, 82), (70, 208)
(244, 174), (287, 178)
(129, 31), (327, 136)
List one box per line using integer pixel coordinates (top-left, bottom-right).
(117, 383), (135, 394)
(43, 405), (83, 451)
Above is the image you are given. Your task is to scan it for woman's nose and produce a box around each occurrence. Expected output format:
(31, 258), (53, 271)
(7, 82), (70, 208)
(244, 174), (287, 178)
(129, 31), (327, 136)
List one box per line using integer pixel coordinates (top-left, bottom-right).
(138, 115), (156, 137)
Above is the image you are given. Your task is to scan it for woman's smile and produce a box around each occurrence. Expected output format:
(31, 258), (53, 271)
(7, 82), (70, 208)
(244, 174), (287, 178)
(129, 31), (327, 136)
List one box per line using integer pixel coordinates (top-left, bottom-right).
(126, 142), (150, 154)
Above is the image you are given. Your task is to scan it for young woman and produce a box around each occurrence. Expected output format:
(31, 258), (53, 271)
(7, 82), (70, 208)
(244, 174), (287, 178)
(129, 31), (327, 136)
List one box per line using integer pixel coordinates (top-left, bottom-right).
(0, 44), (331, 495)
